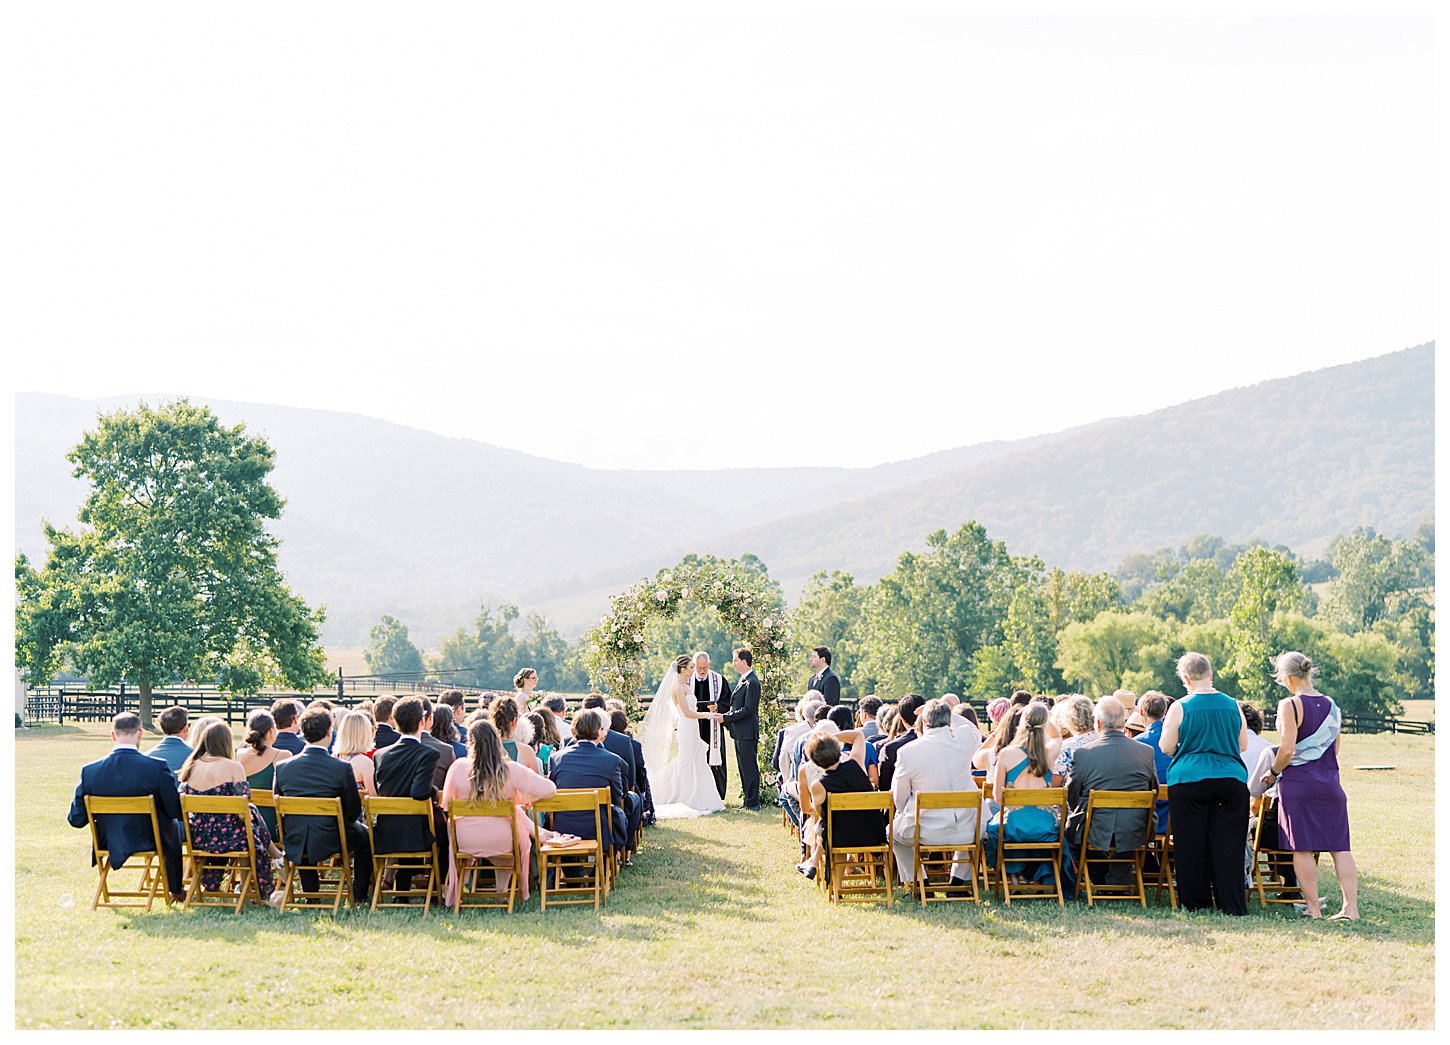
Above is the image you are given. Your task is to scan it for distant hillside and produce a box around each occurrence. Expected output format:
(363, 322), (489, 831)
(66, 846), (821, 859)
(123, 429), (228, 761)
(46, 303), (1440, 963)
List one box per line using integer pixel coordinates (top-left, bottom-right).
(14, 343), (1432, 644)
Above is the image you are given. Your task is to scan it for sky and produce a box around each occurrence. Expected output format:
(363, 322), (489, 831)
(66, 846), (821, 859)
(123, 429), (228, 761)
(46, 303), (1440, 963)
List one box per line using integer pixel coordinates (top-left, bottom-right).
(3, 1), (1436, 471)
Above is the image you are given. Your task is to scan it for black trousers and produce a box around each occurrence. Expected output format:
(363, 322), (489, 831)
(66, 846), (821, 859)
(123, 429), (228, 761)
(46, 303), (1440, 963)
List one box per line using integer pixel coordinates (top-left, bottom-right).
(733, 731), (760, 808)
(1169, 777), (1249, 915)
(299, 820), (372, 903)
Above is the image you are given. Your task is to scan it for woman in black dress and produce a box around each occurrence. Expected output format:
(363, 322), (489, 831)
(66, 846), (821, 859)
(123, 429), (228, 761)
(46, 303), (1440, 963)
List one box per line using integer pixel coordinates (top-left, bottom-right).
(804, 732), (885, 881)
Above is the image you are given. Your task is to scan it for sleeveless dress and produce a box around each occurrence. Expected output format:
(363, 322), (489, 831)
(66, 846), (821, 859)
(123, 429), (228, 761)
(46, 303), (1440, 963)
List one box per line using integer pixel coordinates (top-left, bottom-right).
(181, 780), (276, 896)
(1277, 694), (1351, 851)
(983, 757), (1059, 881)
(819, 759), (885, 852)
(245, 762), (278, 839)
(651, 688), (726, 819)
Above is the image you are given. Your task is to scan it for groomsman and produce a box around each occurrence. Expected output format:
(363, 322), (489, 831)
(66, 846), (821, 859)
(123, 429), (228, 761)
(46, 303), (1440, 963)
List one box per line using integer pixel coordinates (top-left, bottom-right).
(808, 647), (842, 706)
(691, 651), (730, 800)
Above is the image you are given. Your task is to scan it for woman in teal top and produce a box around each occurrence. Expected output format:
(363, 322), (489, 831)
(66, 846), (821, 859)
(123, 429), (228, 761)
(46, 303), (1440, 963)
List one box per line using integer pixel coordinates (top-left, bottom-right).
(1161, 651), (1249, 915)
(983, 704), (1062, 885)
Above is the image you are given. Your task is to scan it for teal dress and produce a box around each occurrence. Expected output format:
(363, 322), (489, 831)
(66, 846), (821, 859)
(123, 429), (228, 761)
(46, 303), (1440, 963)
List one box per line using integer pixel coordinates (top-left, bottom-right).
(983, 757), (1060, 882)
(535, 743), (554, 771)
(245, 761), (278, 840)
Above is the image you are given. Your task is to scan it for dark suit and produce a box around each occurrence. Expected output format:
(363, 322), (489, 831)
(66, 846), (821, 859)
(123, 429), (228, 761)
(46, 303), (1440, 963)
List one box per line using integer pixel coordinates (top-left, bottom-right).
(420, 732), (456, 792)
(693, 672), (729, 798)
(809, 666), (842, 706)
(1065, 731), (1159, 886)
(373, 723), (401, 750)
(373, 735), (441, 893)
(722, 670), (762, 808)
(68, 746), (186, 894)
(273, 731), (305, 756)
(273, 746), (372, 902)
(600, 728), (643, 843)
(877, 732), (917, 793)
(628, 734), (654, 823)
(548, 741), (628, 852)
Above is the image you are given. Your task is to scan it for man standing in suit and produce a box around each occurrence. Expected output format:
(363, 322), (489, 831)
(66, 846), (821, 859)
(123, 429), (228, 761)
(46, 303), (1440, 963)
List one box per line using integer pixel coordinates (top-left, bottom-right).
(68, 711), (187, 902)
(690, 652), (730, 800)
(549, 709), (629, 853)
(273, 706), (372, 904)
(372, 695), (441, 896)
(808, 647), (842, 706)
(1065, 696), (1159, 887)
(723, 647), (762, 810)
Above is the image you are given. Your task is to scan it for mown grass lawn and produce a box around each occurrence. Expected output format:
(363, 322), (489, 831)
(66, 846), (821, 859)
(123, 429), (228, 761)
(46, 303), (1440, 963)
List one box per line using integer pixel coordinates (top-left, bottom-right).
(14, 724), (1434, 1029)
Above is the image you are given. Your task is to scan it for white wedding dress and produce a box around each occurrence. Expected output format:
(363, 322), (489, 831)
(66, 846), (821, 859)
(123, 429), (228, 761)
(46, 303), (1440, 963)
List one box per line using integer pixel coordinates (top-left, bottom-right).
(638, 667), (725, 819)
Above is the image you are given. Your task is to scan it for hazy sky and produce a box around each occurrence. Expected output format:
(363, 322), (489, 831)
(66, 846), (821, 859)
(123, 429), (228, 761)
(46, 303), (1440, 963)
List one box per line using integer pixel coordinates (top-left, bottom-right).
(5, 2), (1434, 470)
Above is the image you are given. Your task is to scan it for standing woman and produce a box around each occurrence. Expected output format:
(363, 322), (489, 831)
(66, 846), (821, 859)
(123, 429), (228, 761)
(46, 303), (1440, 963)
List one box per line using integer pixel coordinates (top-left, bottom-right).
(1267, 651), (1357, 921)
(1160, 651), (1249, 915)
(513, 668), (539, 706)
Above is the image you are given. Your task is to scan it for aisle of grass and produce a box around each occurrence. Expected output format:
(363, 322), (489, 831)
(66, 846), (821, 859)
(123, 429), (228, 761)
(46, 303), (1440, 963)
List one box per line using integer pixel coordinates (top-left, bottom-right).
(13, 724), (1435, 1029)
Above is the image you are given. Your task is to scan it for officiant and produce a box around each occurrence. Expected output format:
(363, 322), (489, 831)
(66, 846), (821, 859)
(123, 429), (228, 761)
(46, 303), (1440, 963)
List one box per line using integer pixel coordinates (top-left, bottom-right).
(690, 651), (729, 799)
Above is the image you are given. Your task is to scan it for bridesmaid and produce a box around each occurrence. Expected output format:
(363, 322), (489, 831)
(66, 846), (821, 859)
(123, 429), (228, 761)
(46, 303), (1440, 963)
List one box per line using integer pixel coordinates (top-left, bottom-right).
(513, 667), (539, 706)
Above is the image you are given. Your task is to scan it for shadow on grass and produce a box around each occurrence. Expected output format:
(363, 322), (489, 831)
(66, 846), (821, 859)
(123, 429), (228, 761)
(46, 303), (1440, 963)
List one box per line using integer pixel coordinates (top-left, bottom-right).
(16, 724), (92, 739)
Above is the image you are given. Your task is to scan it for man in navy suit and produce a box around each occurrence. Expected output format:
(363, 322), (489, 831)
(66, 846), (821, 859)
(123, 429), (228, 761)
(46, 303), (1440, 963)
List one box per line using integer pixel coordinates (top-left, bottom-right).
(373, 695), (440, 896)
(548, 709), (628, 854)
(68, 711), (186, 901)
(144, 705), (192, 773)
(269, 698), (306, 756)
(577, 695), (641, 846)
(372, 696), (402, 750)
(608, 706), (654, 825)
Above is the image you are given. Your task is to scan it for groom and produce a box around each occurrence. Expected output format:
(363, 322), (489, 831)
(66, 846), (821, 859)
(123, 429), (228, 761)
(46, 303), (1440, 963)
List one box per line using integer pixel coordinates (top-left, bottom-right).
(722, 647), (762, 810)
(691, 651), (729, 799)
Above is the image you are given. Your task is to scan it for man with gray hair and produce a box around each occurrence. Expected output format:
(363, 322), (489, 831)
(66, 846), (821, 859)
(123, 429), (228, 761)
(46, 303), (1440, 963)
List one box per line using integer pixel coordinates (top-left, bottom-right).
(1064, 695), (1158, 888)
(778, 695), (827, 834)
(889, 698), (979, 887)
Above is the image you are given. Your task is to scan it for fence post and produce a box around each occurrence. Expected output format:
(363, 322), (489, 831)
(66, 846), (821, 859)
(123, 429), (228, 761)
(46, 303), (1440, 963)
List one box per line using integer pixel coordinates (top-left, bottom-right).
(117, 681), (125, 716)
(336, 668), (345, 700)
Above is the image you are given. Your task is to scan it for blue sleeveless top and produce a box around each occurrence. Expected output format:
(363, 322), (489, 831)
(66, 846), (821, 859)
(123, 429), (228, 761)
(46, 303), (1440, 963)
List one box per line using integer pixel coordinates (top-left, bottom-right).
(1167, 690), (1247, 786)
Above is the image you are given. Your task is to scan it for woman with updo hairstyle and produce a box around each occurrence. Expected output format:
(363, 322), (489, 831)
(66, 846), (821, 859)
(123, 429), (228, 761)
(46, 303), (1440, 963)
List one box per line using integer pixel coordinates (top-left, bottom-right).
(1267, 650), (1357, 920)
(513, 668), (539, 701)
(237, 709), (292, 838)
(491, 692), (540, 774)
(983, 702), (1061, 885)
(333, 710), (378, 797)
(439, 718), (576, 904)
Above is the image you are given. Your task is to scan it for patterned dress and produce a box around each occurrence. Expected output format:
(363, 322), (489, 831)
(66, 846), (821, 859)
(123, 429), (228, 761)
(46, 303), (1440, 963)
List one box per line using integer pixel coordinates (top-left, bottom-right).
(182, 780), (276, 896)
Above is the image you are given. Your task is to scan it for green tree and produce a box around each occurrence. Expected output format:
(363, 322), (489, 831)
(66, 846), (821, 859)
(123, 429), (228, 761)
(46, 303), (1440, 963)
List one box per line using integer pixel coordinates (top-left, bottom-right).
(1137, 558), (1236, 624)
(431, 603), (521, 689)
(791, 570), (868, 694)
(514, 612), (589, 691)
(1269, 612), (1403, 717)
(1324, 528), (1431, 632)
(1056, 611), (1172, 697)
(14, 400), (329, 726)
(1226, 547), (1304, 703)
(364, 615), (425, 679)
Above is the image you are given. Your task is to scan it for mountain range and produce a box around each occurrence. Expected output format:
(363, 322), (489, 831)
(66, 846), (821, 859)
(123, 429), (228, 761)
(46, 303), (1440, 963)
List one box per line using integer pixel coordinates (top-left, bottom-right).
(14, 342), (1434, 646)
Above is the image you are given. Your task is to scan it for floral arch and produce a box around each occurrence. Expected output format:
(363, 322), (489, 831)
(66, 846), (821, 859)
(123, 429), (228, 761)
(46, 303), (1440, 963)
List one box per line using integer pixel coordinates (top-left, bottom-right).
(581, 561), (795, 799)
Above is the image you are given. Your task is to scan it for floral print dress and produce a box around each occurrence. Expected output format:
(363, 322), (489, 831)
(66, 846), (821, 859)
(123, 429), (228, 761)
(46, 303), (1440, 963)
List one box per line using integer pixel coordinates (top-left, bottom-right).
(182, 779), (276, 896)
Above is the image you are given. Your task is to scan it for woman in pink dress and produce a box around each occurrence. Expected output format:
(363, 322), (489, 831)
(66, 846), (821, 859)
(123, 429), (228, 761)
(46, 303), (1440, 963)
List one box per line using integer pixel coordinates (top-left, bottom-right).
(440, 719), (577, 904)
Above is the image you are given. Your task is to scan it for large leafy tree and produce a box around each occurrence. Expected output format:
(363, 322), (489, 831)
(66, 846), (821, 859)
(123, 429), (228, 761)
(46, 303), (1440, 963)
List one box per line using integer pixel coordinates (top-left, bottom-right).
(1056, 611), (1174, 697)
(1226, 547), (1304, 703)
(14, 400), (329, 726)
(1324, 527), (1431, 633)
(790, 570), (868, 694)
(364, 615), (426, 679)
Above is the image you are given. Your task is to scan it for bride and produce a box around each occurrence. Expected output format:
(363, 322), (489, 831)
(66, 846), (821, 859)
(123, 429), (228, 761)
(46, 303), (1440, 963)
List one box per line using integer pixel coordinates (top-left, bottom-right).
(638, 654), (727, 818)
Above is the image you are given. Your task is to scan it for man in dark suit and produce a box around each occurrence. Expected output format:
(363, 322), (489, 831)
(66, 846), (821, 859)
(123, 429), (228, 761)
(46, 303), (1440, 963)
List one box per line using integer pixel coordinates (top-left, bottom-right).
(372, 696), (402, 750)
(270, 698), (306, 756)
(549, 709), (628, 854)
(144, 705), (192, 773)
(877, 693), (926, 792)
(273, 706), (373, 903)
(723, 647), (762, 809)
(577, 695), (641, 845)
(372, 695), (441, 895)
(418, 700), (457, 790)
(808, 647), (842, 706)
(68, 711), (187, 901)
(609, 707), (655, 825)
(1065, 696), (1159, 887)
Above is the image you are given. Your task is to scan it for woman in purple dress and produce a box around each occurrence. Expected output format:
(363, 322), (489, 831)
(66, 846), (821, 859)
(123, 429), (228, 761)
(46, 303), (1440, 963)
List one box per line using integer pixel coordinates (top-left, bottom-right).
(1264, 651), (1358, 921)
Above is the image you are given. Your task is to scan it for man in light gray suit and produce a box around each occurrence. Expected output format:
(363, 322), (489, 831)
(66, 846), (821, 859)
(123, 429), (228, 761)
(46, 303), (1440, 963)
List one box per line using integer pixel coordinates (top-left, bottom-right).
(890, 699), (980, 886)
(1065, 696), (1159, 887)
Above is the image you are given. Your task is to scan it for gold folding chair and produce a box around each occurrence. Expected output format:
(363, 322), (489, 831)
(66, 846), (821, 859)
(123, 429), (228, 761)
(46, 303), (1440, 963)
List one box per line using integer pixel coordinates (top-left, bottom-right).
(996, 787), (1067, 906)
(180, 794), (264, 912)
(533, 789), (605, 910)
(364, 795), (440, 912)
(250, 787), (278, 840)
(1251, 792), (1306, 908)
(596, 788), (620, 895)
(446, 799), (521, 914)
(1072, 789), (1156, 907)
(84, 796), (170, 912)
(912, 791), (984, 903)
(275, 796), (352, 914)
(1147, 783), (1176, 908)
(823, 791), (895, 905)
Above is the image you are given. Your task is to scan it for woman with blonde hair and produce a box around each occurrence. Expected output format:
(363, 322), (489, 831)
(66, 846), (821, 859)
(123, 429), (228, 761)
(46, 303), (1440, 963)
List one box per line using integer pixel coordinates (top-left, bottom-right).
(333, 710), (377, 796)
(983, 703), (1061, 885)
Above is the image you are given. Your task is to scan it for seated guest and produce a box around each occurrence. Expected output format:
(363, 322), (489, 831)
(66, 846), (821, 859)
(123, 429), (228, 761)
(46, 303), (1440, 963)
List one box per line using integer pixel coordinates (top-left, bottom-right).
(372, 696), (442, 896)
(270, 699), (305, 756)
(441, 719), (575, 904)
(1124, 709), (1147, 738)
(437, 691), (467, 741)
(372, 697), (401, 750)
(580, 695), (642, 845)
(941, 695), (984, 757)
(547, 709), (629, 854)
(1240, 701), (1273, 775)
(68, 711), (187, 902)
(1051, 695), (1098, 785)
(1113, 689), (1138, 714)
(973, 702), (1023, 775)
(984, 703), (1062, 886)
(273, 706), (372, 904)
(1245, 738), (1295, 888)
(803, 732), (884, 883)
(986, 696), (1011, 729)
(890, 699), (979, 886)
(1135, 692), (1173, 833)
(145, 705), (192, 772)
(178, 720), (282, 904)
(419, 701), (458, 790)
(1064, 697), (1158, 888)
(431, 705), (467, 761)
(878, 693), (926, 792)
(187, 715), (226, 750)
(829, 705), (878, 786)
(776, 696), (819, 830)
(857, 696), (884, 741)
(543, 695), (569, 739)
(333, 710), (377, 797)
(872, 706), (901, 758)
(238, 710), (293, 837)
(528, 711), (561, 770)
(492, 697), (540, 774)
(608, 708), (651, 820)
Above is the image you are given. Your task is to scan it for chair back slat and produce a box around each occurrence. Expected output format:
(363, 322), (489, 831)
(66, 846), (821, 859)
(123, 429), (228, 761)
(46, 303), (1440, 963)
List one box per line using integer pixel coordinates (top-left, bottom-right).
(916, 790), (983, 811)
(999, 786), (1066, 808)
(825, 791), (892, 812)
(537, 790), (602, 813)
(364, 796), (433, 818)
(86, 796), (159, 816)
(181, 795), (252, 816)
(449, 799), (515, 818)
(276, 797), (346, 817)
(1085, 789), (1156, 810)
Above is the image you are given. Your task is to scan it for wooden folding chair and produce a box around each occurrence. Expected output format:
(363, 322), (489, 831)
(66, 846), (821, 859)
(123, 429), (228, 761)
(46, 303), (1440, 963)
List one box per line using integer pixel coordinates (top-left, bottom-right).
(180, 794), (264, 913)
(250, 787), (278, 841)
(533, 789), (605, 910)
(912, 791), (984, 904)
(995, 787), (1067, 906)
(84, 796), (170, 912)
(446, 799), (521, 914)
(597, 789), (620, 894)
(1072, 789), (1156, 907)
(1251, 793), (1306, 908)
(823, 791), (895, 905)
(364, 796), (440, 912)
(275, 796), (352, 914)
(1147, 783), (1177, 908)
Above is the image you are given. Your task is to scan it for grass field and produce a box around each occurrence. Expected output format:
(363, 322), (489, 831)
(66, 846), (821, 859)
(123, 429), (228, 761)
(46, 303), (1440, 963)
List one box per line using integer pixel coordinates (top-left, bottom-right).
(14, 724), (1436, 1029)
